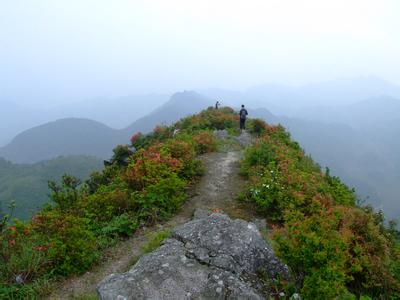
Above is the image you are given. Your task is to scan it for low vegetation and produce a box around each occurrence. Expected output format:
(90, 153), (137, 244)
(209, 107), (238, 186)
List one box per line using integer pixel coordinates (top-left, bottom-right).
(127, 229), (172, 269)
(241, 119), (400, 299)
(0, 107), (238, 299)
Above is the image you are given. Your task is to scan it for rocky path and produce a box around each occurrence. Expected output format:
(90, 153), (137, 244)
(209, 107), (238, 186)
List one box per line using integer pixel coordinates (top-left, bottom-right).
(48, 146), (252, 299)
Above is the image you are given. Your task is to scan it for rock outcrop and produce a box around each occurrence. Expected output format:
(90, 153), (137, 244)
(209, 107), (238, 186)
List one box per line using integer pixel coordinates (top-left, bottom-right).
(214, 129), (252, 146)
(97, 210), (289, 300)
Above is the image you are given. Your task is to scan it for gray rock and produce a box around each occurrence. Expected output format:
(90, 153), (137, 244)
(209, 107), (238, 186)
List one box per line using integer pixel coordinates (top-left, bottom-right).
(290, 293), (301, 300)
(214, 129), (230, 140)
(235, 131), (252, 146)
(252, 218), (267, 232)
(15, 274), (24, 285)
(97, 212), (289, 300)
(192, 208), (212, 220)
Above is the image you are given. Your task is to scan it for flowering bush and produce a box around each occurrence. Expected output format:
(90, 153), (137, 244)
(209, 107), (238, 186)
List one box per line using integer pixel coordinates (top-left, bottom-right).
(124, 148), (182, 190)
(81, 183), (133, 223)
(31, 210), (99, 275)
(134, 174), (186, 222)
(192, 131), (218, 154)
(248, 118), (267, 136)
(241, 124), (400, 298)
(161, 139), (203, 179)
(178, 107), (238, 132)
(0, 222), (49, 285)
(130, 132), (143, 145)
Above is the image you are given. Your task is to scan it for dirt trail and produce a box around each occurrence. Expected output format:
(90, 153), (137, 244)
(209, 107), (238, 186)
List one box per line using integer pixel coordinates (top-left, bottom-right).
(48, 148), (252, 299)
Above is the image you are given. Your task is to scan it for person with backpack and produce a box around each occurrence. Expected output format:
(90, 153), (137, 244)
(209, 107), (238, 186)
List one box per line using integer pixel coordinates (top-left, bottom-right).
(239, 104), (248, 130)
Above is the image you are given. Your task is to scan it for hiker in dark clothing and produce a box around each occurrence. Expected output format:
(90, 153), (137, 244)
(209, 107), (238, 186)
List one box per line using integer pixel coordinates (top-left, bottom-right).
(215, 101), (220, 109)
(239, 104), (248, 130)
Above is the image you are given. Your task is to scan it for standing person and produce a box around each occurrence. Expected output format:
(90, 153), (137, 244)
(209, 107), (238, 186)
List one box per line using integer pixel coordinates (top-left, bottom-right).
(239, 104), (248, 131)
(215, 101), (220, 109)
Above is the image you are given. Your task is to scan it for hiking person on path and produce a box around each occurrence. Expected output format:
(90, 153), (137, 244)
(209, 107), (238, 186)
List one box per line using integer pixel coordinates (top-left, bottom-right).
(215, 101), (220, 109)
(239, 104), (248, 131)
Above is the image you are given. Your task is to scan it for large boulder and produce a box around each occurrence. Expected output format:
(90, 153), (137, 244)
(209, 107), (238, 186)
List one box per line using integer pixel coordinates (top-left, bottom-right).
(97, 210), (289, 300)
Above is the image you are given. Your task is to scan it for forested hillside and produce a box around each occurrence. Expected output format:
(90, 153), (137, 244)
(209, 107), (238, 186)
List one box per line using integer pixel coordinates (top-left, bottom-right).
(0, 156), (103, 220)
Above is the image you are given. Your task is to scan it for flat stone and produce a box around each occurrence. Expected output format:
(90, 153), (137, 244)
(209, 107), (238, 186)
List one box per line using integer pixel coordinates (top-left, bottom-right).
(97, 211), (289, 300)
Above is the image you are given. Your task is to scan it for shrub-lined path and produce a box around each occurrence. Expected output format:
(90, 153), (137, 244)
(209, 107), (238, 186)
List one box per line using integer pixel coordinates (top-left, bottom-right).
(49, 134), (253, 299)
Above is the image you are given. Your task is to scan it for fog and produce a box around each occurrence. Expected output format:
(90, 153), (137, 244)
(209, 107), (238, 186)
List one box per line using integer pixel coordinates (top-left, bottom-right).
(1, 0), (400, 107)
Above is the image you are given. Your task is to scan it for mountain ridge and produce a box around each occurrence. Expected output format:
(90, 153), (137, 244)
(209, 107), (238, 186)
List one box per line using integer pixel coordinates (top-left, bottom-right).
(1, 108), (398, 299)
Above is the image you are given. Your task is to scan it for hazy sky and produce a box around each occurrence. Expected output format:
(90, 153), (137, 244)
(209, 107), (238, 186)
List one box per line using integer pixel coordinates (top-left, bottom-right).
(1, 0), (400, 105)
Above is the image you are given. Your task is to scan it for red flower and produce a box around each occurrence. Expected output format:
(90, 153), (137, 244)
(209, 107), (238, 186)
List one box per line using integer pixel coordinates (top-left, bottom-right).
(130, 133), (142, 145)
(8, 239), (16, 247)
(33, 245), (49, 251)
(31, 215), (38, 223)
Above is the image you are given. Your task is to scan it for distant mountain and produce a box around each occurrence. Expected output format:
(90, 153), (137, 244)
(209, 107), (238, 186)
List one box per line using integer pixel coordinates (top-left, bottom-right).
(292, 96), (400, 128)
(247, 107), (280, 124)
(0, 91), (213, 163)
(289, 76), (400, 106)
(0, 155), (103, 220)
(200, 76), (400, 116)
(0, 93), (168, 147)
(50, 94), (169, 129)
(123, 90), (213, 136)
(0, 118), (125, 163)
(0, 100), (44, 147)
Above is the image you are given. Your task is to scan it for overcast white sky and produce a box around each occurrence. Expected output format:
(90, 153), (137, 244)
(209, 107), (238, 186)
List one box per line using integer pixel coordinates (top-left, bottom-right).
(1, 0), (399, 105)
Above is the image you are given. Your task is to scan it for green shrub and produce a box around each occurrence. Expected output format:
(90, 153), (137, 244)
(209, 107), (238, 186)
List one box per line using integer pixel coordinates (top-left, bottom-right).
(177, 107), (238, 132)
(0, 222), (50, 286)
(48, 174), (82, 211)
(100, 213), (138, 238)
(161, 139), (204, 179)
(86, 164), (121, 194)
(141, 229), (171, 254)
(240, 140), (275, 176)
(243, 163), (292, 221)
(134, 174), (186, 222)
(0, 276), (52, 300)
(82, 182), (133, 224)
(109, 145), (134, 166)
(31, 211), (99, 275)
(321, 168), (356, 206)
(248, 118), (267, 136)
(274, 209), (349, 298)
(192, 131), (218, 154)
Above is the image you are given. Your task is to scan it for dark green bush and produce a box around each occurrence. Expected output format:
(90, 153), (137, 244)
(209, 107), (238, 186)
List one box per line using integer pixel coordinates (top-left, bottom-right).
(32, 210), (99, 275)
(248, 118), (267, 136)
(100, 213), (138, 238)
(240, 140), (275, 176)
(48, 174), (82, 211)
(135, 174), (186, 222)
